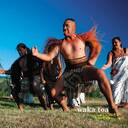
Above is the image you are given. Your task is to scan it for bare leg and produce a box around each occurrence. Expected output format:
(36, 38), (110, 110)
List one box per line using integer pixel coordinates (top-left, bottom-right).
(18, 103), (24, 112)
(37, 95), (48, 110)
(45, 84), (55, 110)
(12, 91), (24, 112)
(51, 76), (69, 111)
(82, 66), (118, 115)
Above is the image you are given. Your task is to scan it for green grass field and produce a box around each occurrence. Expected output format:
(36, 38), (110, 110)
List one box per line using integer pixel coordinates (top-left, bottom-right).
(0, 97), (128, 128)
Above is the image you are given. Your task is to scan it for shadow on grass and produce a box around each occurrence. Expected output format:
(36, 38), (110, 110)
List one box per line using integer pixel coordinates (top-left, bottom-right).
(0, 97), (41, 109)
(0, 96), (61, 110)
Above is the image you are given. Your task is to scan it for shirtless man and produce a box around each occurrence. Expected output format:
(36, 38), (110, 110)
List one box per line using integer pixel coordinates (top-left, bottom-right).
(32, 18), (118, 115)
(0, 43), (48, 111)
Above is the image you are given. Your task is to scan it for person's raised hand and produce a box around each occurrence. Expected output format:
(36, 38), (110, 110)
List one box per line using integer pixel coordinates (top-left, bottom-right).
(0, 69), (5, 74)
(32, 47), (38, 57)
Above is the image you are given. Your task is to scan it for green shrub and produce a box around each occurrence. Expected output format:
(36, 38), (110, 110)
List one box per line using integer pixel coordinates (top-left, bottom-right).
(84, 81), (103, 98)
(0, 77), (11, 96)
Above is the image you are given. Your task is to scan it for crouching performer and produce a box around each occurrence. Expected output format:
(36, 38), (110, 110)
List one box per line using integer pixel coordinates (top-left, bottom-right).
(0, 43), (49, 111)
(32, 18), (119, 116)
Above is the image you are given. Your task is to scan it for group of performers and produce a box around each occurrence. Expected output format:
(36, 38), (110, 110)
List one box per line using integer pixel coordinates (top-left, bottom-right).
(0, 18), (128, 117)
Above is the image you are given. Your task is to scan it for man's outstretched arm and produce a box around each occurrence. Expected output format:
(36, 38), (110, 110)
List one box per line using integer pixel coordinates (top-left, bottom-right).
(0, 69), (11, 74)
(32, 46), (59, 61)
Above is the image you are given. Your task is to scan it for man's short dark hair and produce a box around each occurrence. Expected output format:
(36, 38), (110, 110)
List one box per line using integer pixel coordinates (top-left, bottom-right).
(64, 18), (76, 23)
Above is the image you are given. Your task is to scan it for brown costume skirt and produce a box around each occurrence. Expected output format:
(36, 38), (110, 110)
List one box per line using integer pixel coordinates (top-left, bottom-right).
(63, 61), (87, 98)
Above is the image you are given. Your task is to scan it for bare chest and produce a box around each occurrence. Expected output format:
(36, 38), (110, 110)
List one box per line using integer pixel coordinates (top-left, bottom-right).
(61, 38), (85, 54)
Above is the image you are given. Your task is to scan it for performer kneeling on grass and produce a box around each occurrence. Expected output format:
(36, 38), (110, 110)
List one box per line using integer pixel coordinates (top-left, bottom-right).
(32, 18), (119, 116)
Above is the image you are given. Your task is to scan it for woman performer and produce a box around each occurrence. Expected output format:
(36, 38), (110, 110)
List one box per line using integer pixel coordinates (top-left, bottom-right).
(102, 37), (128, 108)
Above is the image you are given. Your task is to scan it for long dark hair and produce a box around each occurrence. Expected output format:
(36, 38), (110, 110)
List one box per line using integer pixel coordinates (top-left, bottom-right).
(16, 43), (31, 56)
(112, 36), (122, 50)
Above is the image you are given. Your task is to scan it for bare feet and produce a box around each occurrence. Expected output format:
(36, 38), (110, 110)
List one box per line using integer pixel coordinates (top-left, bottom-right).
(118, 103), (128, 109)
(61, 100), (69, 112)
(50, 104), (54, 110)
(18, 104), (24, 112)
(109, 105), (121, 117)
(60, 97), (69, 112)
(62, 105), (70, 112)
(123, 103), (128, 109)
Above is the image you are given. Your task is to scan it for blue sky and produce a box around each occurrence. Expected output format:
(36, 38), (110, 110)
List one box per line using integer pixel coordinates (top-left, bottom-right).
(0, 0), (128, 78)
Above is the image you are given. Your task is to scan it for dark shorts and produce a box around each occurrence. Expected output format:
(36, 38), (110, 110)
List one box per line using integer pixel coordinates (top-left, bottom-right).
(32, 75), (46, 96)
(20, 78), (30, 93)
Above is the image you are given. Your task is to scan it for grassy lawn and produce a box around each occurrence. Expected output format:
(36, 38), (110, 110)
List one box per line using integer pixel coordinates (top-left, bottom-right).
(0, 97), (128, 128)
